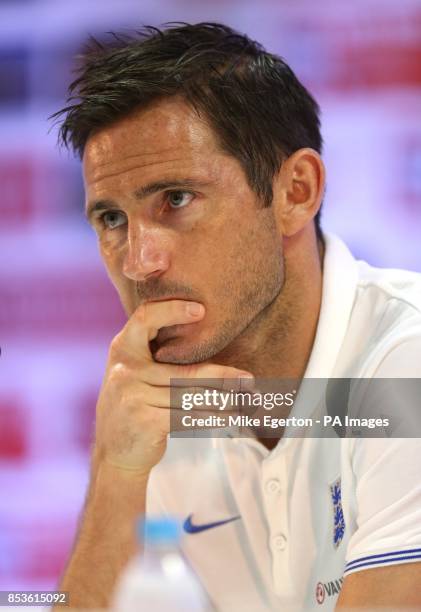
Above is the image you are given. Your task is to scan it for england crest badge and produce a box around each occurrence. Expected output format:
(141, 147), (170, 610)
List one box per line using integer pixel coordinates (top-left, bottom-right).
(330, 478), (345, 548)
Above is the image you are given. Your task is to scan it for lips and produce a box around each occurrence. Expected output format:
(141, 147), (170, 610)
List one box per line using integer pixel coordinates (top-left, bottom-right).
(156, 321), (196, 339)
(146, 296), (192, 304)
(143, 297), (202, 349)
(149, 322), (194, 356)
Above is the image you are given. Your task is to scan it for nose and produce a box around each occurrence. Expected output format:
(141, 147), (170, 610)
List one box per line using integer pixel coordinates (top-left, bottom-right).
(122, 223), (170, 281)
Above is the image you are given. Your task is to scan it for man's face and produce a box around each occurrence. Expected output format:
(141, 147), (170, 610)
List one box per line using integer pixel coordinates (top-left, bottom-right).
(83, 97), (284, 364)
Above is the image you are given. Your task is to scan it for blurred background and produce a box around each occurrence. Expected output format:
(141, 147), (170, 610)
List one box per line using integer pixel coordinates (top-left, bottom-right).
(0, 0), (420, 593)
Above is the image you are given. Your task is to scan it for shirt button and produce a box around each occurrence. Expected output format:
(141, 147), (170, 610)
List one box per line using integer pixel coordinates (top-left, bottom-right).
(272, 533), (287, 551)
(265, 479), (281, 495)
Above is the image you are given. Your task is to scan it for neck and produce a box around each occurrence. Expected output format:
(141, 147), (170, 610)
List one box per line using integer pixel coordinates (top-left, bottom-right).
(214, 229), (324, 380)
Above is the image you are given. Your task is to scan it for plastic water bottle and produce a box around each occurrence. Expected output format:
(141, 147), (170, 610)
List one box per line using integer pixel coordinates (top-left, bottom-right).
(112, 516), (211, 611)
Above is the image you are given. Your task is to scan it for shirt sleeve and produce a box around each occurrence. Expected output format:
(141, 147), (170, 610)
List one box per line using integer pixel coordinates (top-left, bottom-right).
(344, 437), (421, 576)
(343, 336), (421, 576)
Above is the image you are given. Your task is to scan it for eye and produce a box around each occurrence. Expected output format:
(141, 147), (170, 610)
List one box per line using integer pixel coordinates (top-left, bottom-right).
(99, 210), (127, 229)
(167, 190), (194, 209)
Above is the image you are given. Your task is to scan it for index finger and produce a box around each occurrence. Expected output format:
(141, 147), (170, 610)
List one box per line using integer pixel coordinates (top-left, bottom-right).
(113, 299), (205, 362)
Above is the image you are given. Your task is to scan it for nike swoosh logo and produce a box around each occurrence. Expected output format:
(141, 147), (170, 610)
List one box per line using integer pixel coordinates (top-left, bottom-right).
(183, 513), (241, 534)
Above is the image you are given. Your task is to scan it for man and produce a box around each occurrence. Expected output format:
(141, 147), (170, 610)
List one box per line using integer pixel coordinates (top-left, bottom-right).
(53, 23), (421, 610)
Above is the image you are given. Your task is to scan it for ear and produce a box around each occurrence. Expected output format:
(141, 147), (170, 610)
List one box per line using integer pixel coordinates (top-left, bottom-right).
(272, 148), (325, 237)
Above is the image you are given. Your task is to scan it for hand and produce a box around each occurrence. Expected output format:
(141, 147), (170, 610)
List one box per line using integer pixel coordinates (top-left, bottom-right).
(93, 300), (254, 474)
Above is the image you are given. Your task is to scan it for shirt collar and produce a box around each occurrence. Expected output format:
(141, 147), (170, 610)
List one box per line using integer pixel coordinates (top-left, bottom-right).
(303, 232), (358, 379)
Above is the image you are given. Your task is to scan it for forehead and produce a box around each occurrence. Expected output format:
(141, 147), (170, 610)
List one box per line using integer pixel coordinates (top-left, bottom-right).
(82, 97), (220, 185)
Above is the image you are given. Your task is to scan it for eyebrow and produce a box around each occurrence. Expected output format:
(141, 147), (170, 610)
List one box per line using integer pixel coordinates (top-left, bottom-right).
(85, 178), (210, 222)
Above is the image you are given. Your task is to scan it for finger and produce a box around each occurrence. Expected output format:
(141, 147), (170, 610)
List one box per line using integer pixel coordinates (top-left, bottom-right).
(140, 384), (257, 410)
(140, 361), (255, 391)
(111, 299), (205, 362)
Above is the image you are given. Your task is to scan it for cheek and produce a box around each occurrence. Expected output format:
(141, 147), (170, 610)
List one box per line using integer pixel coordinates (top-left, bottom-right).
(217, 213), (282, 292)
(99, 239), (131, 299)
(228, 209), (278, 263)
(99, 239), (119, 277)
(99, 229), (126, 257)
(99, 225), (131, 266)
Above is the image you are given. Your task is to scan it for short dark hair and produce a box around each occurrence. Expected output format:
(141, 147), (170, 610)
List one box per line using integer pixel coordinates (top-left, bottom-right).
(53, 22), (324, 235)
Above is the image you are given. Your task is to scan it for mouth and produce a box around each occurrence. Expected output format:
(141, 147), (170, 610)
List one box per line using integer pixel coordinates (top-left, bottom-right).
(149, 321), (198, 356)
(140, 296), (203, 349)
(156, 321), (198, 339)
(145, 296), (193, 304)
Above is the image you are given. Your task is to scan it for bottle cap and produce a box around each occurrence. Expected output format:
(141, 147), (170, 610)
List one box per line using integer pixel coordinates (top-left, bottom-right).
(138, 516), (182, 545)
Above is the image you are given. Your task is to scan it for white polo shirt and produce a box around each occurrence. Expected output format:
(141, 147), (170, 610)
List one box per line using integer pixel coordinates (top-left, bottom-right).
(146, 234), (421, 611)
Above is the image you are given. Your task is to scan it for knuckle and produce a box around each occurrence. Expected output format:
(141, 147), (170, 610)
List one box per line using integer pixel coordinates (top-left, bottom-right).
(108, 362), (131, 385)
(173, 299), (187, 314)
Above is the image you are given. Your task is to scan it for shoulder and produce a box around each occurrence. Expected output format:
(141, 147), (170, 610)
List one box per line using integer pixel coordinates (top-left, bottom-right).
(356, 261), (421, 375)
(356, 258), (421, 322)
(313, 234), (421, 378)
(334, 251), (421, 377)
